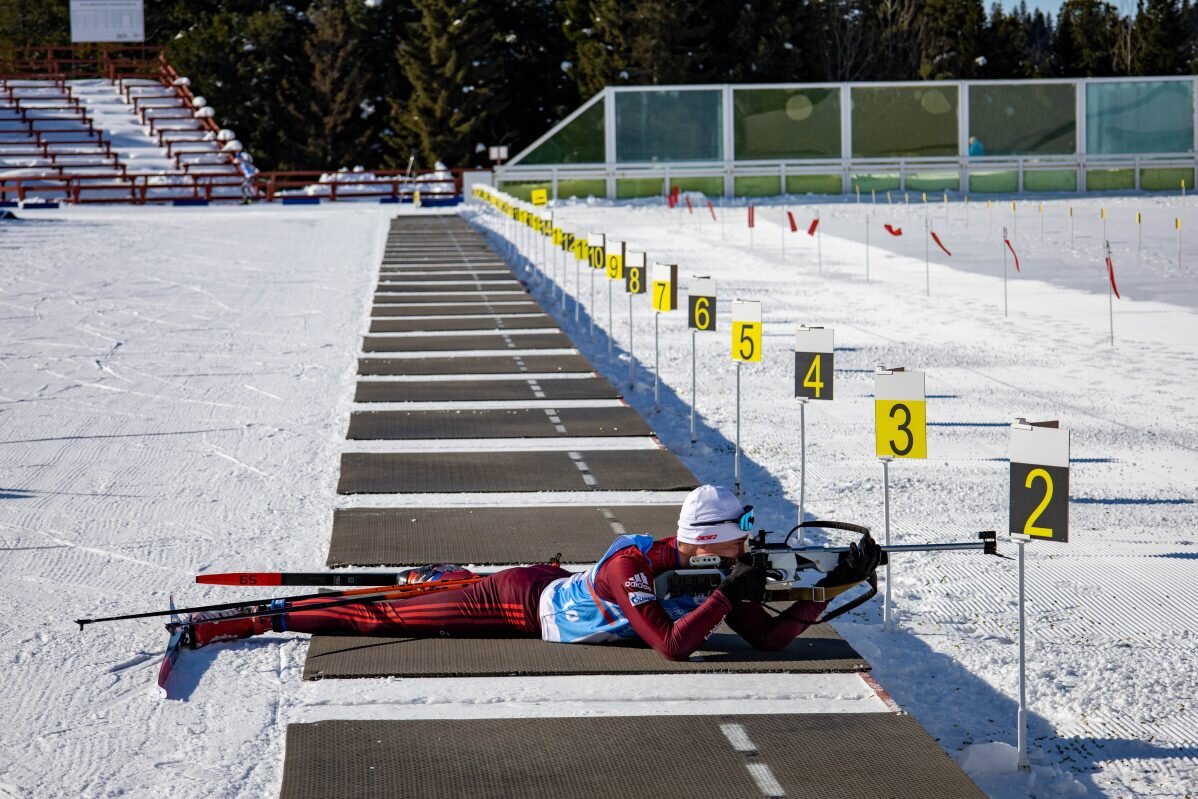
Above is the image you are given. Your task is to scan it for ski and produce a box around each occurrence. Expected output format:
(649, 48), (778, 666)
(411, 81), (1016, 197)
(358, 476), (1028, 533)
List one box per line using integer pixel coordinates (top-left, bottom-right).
(196, 571), (418, 587)
(156, 595), (186, 699)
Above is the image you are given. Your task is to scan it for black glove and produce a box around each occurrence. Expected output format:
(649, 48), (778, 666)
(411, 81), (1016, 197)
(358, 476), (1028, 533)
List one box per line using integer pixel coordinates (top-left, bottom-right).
(817, 533), (882, 587)
(718, 553), (767, 603)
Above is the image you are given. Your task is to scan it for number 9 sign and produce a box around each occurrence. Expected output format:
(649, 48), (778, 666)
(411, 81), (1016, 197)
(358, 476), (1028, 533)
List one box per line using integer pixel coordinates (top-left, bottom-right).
(606, 240), (625, 280)
(1009, 421), (1070, 543)
(874, 368), (926, 458)
(731, 299), (762, 362)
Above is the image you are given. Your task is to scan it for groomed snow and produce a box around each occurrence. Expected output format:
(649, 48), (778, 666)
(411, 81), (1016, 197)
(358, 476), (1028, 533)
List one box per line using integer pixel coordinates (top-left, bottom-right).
(0, 194), (1194, 798)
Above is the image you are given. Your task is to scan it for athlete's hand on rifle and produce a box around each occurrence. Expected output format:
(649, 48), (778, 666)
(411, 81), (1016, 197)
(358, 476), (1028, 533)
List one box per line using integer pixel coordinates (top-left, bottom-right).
(817, 533), (882, 588)
(718, 553), (767, 603)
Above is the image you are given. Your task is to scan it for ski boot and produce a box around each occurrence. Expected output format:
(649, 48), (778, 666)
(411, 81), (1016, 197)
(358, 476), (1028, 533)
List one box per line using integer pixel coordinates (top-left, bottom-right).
(182, 599), (284, 648)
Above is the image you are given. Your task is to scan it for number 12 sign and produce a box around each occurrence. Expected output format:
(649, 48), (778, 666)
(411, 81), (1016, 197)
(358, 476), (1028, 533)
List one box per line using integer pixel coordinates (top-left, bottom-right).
(874, 368), (926, 458)
(1009, 420), (1070, 543)
(731, 300), (762, 362)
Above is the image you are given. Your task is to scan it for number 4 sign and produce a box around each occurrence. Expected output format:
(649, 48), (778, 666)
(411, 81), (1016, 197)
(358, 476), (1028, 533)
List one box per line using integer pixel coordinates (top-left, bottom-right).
(1009, 420), (1069, 543)
(794, 326), (833, 401)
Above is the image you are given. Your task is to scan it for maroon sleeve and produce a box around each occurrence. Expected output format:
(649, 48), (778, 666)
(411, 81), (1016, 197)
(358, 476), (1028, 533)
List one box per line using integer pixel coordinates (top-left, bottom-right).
(724, 600), (827, 651)
(593, 547), (733, 661)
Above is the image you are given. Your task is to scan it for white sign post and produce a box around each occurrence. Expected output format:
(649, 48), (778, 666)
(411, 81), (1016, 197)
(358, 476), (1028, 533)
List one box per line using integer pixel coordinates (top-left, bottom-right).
(624, 252), (647, 389)
(793, 326), (834, 529)
(650, 263), (678, 412)
(873, 368), (927, 631)
(731, 300), (763, 495)
(687, 276), (716, 444)
(70, 0), (144, 42)
(1009, 419), (1070, 772)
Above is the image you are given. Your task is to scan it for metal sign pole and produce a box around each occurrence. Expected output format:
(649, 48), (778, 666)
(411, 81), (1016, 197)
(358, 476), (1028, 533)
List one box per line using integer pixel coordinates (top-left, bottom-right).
(1003, 232), (1008, 317)
(608, 279), (613, 356)
(589, 266), (596, 338)
(574, 256), (581, 323)
(881, 455), (894, 631)
(628, 294), (635, 389)
(816, 210), (822, 273)
(865, 214), (870, 282)
(654, 311), (661, 412)
(734, 360), (742, 495)
(690, 328), (697, 443)
(798, 398), (808, 527)
(924, 217), (930, 296)
(1016, 534), (1030, 771)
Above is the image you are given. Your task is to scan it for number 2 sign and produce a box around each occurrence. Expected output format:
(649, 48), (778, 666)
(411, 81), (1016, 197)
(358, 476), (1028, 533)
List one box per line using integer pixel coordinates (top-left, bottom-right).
(1009, 420), (1070, 543)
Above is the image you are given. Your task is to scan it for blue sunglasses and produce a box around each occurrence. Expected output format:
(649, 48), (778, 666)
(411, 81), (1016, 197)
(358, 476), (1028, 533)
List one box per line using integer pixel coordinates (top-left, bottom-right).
(693, 505), (754, 532)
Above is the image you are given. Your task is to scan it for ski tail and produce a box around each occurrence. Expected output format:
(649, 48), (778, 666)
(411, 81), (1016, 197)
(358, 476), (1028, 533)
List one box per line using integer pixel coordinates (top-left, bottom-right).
(156, 595), (186, 699)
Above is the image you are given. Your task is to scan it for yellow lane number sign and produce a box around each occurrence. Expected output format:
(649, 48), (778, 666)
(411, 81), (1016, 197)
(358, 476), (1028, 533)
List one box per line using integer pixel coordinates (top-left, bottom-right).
(624, 251), (646, 295)
(874, 368), (926, 458)
(651, 263), (678, 312)
(731, 299), (762, 362)
(606, 240), (624, 280)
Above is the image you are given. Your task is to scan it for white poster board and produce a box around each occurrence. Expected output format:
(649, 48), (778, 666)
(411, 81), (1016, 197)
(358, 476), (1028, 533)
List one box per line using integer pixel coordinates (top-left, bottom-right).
(70, 0), (145, 43)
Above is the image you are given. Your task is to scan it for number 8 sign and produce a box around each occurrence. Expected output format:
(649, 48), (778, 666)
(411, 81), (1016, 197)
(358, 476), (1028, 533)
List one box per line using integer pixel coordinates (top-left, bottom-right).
(1009, 421), (1069, 543)
(874, 368), (926, 458)
(731, 300), (762, 362)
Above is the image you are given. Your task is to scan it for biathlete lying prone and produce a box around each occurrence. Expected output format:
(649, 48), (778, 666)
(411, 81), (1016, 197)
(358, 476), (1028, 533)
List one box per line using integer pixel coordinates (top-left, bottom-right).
(187, 484), (881, 661)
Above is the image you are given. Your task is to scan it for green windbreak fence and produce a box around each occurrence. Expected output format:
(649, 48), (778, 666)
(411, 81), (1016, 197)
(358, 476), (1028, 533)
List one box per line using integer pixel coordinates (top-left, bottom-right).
(504, 79), (1197, 197)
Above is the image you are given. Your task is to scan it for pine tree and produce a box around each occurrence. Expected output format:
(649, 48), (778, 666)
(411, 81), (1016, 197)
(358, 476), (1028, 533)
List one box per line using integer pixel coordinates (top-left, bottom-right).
(720, 0), (817, 82)
(1055, 0), (1122, 76)
(277, 1), (375, 168)
(393, 0), (501, 167)
(1134, 0), (1188, 74)
(919, 0), (986, 78)
(561, 0), (631, 98)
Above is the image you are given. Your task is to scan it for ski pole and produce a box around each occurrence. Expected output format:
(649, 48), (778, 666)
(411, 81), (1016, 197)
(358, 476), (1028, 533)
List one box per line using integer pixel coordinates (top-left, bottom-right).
(75, 576), (482, 629)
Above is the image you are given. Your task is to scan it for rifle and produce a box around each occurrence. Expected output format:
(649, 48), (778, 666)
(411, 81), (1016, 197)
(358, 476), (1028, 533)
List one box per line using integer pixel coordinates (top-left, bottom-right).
(656, 520), (998, 623)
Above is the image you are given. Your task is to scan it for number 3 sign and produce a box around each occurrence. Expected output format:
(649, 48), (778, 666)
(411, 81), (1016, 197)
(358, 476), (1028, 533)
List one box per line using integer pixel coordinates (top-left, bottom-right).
(874, 368), (926, 458)
(1009, 420), (1070, 543)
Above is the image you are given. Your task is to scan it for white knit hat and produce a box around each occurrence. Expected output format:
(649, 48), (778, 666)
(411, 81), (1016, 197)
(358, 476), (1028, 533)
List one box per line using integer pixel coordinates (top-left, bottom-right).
(677, 485), (750, 545)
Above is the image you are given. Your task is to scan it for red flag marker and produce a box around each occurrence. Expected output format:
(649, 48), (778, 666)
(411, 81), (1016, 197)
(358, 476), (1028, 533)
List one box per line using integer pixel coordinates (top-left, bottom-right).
(807, 217), (819, 236)
(884, 224), (903, 236)
(787, 211), (797, 232)
(930, 230), (952, 256)
(707, 199), (717, 221)
(685, 196), (693, 214)
(1004, 237), (1020, 272)
(1106, 254), (1121, 299)
(748, 205), (755, 228)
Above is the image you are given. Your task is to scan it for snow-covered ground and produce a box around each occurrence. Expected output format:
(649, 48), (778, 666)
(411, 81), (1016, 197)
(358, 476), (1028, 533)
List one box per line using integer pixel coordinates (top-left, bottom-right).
(0, 194), (1195, 798)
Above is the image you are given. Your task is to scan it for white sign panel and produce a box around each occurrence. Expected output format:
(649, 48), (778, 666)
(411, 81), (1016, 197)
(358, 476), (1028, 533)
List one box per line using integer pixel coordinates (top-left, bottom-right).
(71, 0), (145, 43)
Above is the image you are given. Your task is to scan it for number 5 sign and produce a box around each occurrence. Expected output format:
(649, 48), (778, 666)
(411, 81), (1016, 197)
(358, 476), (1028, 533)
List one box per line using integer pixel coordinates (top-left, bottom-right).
(1009, 420), (1069, 543)
(874, 368), (926, 458)
(731, 300), (762, 362)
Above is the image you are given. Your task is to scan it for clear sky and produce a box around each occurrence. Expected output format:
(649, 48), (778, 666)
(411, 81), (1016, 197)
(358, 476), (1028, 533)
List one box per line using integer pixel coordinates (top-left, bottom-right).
(997, 0), (1140, 18)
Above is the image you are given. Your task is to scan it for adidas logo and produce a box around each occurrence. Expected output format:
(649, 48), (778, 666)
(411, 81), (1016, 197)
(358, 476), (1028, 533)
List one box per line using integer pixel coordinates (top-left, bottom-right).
(624, 572), (651, 592)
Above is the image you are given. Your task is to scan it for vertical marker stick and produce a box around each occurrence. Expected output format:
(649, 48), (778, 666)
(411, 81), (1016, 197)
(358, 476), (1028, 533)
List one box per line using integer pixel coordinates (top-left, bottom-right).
(793, 326), (834, 528)
(1009, 419), (1071, 771)
(606, 240), (625, 357)
(731, 299), (762, 495)
(687, 276), (716, 444)
(624, 251), (647, 389)
(650, 263), (677, 413)
(874, 367), (927, 631)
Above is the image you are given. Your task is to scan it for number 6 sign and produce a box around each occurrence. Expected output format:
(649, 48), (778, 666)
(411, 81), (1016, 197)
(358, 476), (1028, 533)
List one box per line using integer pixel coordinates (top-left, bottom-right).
(874, 368), (926, 458)
(1009, 420), (1070, 543)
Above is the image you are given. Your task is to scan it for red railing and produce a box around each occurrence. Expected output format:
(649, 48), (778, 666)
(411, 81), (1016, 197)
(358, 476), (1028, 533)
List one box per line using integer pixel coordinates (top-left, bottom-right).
(0, 172), (245, 204)
(258, 168), (465, 201)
